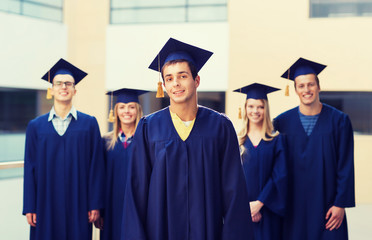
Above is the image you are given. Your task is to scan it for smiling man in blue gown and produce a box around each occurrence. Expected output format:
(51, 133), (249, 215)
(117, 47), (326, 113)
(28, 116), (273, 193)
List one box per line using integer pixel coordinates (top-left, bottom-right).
(23, 59), (105, 240)
(121, 38), (254, 240)
(274, 58), (355, 240)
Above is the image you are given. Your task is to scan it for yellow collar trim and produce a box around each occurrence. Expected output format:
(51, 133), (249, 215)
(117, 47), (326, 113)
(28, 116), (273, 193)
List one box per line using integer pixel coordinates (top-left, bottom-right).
(169, 109), (196, 141)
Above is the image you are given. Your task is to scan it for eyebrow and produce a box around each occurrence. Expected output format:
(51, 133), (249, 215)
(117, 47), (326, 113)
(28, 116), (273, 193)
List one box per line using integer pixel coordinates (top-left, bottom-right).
(164, 71), (190, 78)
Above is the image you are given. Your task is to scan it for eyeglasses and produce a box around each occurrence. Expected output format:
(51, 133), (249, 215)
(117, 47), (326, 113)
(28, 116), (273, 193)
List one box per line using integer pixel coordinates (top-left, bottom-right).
(53, 81), (75, 88)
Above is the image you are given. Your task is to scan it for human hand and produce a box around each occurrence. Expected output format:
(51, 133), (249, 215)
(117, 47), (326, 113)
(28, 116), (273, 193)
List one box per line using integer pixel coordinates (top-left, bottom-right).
(250, 200), (264, 217)
(94, 216), (104, 230)
(325, 206), (345, 231)
(88, 209), (100, 223)
(26, 213), (37, 227)
(252, 211), (262, 223)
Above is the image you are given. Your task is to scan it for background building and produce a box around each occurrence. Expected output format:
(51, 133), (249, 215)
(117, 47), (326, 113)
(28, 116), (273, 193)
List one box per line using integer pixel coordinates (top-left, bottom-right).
(1, 0), (371, 239)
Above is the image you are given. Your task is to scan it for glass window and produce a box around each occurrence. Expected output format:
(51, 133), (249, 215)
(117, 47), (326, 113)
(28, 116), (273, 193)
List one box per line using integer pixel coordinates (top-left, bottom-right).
(187, 5), (227, 22)
(0, 88), (53, 178)
(310, 0), (372, 18)
(110, 0), (228, 24)
(112, 7), (186, 24)
(0, 0), (21, 14)
(320, 91), (372, 134)
(0, 0), (63, 22)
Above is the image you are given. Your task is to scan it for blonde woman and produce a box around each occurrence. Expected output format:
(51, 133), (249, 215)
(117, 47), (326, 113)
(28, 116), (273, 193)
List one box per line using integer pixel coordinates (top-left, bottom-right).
(235, 83), (287, 240)
(96, 88), (148, 240)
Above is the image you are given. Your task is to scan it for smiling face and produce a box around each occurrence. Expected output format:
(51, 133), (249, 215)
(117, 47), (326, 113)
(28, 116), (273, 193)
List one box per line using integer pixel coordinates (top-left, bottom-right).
(246, 98), (265, 125)
(162, 61), (200, 106)
(116, 102), (138, 126)
(51, 74), (76, 103)
(294, 73), (321, 107)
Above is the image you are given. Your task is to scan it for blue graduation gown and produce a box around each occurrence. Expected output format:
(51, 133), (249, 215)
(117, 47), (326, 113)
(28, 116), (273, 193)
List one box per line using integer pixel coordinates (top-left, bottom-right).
(101, 137), (132, 240)
(23, 112), (105, 240)
(122, 106), (254, 240)
(241, 135), (287, 240)
(273, 104), (355, 240)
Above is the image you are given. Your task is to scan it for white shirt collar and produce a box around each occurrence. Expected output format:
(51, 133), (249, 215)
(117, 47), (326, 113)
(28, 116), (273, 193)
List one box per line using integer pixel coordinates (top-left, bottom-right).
(48, 105), (77, 121)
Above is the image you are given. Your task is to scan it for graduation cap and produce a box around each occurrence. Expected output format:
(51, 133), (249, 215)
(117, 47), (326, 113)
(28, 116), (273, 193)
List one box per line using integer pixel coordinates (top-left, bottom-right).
(106, 88), (149, 122)
(148, 38), (213, 98)
(41, 58), (88, 99)
(281, 57), (326, 96)
(234, 83), (280, 119)
(281, 57), (327, 81)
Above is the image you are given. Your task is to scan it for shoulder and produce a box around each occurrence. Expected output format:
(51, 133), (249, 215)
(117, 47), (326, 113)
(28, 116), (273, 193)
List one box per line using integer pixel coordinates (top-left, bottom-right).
(27, 113), (49, 128)
(141, 107), (169, 123)
(76, 111), (96, 121)
(321, 103), (351, 126)
(274, 106), (298, 122)
(198, 105), (232, 123)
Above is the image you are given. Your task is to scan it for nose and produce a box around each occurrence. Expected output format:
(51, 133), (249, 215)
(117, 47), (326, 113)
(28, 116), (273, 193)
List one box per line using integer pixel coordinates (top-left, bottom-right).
(304, 85), (310, 92)
(173, 77), (181, 86)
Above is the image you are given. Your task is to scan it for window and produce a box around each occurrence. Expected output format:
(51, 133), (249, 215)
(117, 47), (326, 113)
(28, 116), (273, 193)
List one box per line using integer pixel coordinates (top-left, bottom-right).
(310, 0), (372, 18)
(110, 0), (227, 24)
(320, 91), (372, 134)
(0, 0), (63, 22)
(0, 88), (53, 179)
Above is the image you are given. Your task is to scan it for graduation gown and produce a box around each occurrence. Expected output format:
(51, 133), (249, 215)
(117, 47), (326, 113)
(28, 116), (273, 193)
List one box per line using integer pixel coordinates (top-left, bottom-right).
(23, 112), (105, 240)
(273, 104), (355, 240)
(101, 137), (132, 240)
(241, 135), (287, 240)
(122, 106), (254, 240)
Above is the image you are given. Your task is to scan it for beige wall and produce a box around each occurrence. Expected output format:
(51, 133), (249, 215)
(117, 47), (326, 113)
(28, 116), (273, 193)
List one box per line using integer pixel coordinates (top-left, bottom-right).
(228, 0), (372, 203)
(64, 0), (109, 133)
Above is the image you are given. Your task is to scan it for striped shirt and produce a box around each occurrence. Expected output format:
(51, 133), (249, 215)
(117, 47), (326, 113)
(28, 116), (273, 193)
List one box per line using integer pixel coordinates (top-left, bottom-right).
(48, 106), (77, 136)
(298, 109), (319, 136)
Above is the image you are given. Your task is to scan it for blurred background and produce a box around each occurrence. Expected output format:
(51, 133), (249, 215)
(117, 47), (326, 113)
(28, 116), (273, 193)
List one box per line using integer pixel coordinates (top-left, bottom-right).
(1, 0), (371, 239)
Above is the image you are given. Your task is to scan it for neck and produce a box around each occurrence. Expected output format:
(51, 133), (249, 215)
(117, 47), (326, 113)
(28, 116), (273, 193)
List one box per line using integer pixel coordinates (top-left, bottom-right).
(53, 101), (73, 119)
(121, 123), (135, 137)
(248, 121), (263, 135)
(299, 101), (322, 116)
(169, 100), (198, 121)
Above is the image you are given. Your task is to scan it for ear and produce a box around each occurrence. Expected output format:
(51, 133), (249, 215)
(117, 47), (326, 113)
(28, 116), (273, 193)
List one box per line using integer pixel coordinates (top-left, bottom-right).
(194, 75), (200, 88)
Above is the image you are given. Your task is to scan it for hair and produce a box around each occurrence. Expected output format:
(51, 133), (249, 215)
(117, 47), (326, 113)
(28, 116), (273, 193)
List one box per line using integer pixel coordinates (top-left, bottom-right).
(104, 102), (143, 150)
(238, 99), (278, 152)
(294, 75), (320, 89)
(161, 59), (198, 80)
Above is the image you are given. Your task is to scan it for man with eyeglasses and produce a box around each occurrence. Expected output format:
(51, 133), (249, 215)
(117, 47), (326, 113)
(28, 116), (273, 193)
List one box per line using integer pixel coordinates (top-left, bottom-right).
(23, 58), (105, 240)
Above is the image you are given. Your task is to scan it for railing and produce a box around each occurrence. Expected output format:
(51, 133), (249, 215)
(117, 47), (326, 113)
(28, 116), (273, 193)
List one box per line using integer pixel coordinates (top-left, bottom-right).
(0, 161), (24, 170)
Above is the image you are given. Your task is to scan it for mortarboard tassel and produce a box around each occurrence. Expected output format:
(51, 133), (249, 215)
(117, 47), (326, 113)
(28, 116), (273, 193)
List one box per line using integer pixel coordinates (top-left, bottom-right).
(156, 52), (164, 98)
(46, 71), (52, 99)
(238, 88), (242, 119)
(156, 81), (164, 98)
(108, 109), (115, 123)
(285, 68), (290, 96)
(108, 92), (115, 122)
(46, 88), (53, 99)
(285, 84), (289, 96)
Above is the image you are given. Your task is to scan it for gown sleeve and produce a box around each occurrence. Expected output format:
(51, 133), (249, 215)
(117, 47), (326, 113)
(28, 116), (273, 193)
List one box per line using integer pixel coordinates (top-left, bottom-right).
(87, 117), (105, 211)
(333, 115), (355, 208)
(220, 119), (254, 240)
(257, 135), (287, 216)
(23, 121), (38, 215)
(122, 118), (151, 240)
